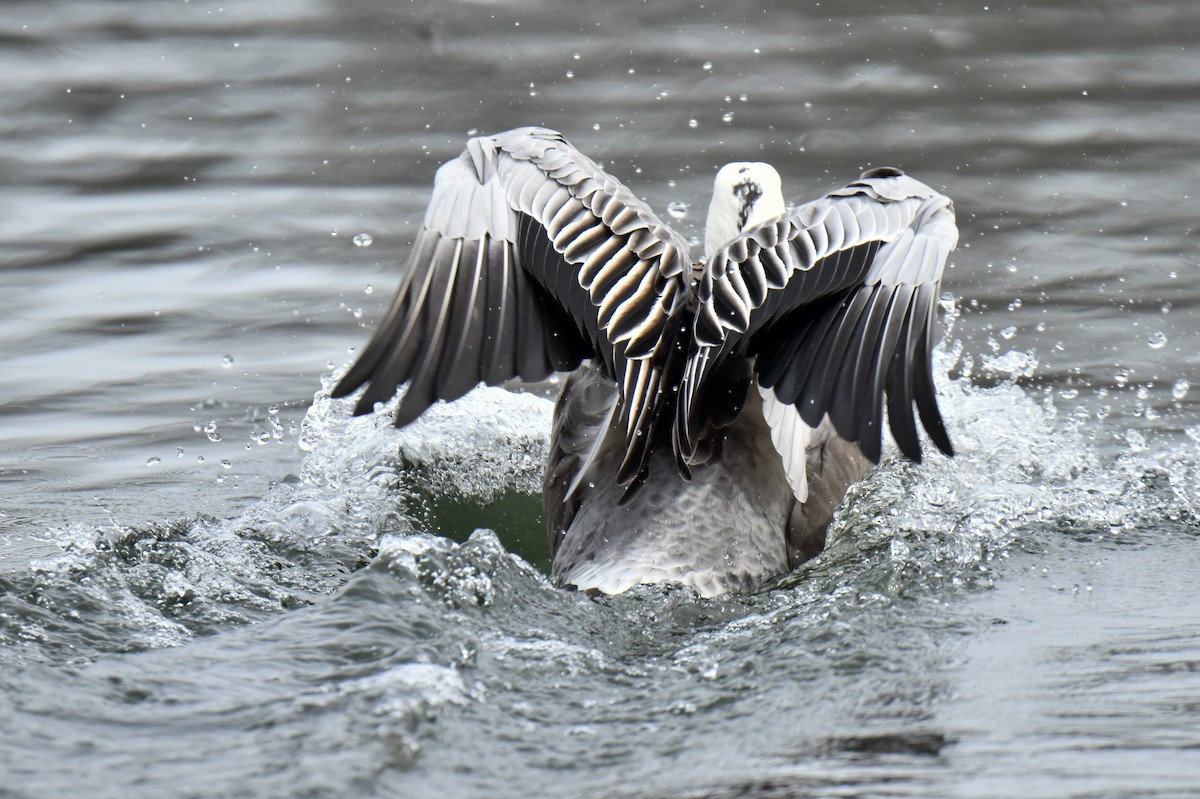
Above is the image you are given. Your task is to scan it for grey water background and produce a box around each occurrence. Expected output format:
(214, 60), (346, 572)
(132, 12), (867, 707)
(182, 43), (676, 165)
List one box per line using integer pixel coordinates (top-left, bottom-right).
(2, 0), (1200, 796)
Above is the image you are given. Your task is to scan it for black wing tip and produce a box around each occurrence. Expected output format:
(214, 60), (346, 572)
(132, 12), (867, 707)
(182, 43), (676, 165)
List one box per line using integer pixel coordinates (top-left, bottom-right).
(329, 374), (361, 400)
(859, 432), (883, 465)
(930, 426), (955, 458)
(351, 390), (385, 418)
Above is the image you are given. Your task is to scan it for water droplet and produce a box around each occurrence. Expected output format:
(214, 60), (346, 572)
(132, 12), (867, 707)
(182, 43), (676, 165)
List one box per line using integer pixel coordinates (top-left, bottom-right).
(702, 61), (713, 71)
(352, 232), (373, 248)
(1147, 331), (1167, 349)
(146, 457), (161, 467)
(1173, 379), (1190, 400)
(565, 70), (574, 79)
(220, 354), (234, 368)
(221, 459), (232, 469)
(667, 201), (688, 219)
(1124, 429), (1146, 452)
(203, 421), (222, 443)
(364, 284), (373, 294)
(721, 111), (734, 123)
(1000, 326), (1016, 340)
(687, 119), (698, 129)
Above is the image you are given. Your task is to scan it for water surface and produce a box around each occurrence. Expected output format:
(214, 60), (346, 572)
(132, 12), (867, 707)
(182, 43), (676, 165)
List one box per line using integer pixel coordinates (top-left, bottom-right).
(2, 1), (1199, 797)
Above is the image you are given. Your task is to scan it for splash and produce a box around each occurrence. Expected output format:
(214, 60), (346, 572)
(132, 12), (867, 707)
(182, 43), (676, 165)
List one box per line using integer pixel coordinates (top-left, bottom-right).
(8, 309), (1199, 668)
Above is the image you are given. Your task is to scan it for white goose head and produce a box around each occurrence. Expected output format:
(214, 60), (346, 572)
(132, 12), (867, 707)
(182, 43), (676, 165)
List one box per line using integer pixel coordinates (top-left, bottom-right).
(704, 162), (786, 260)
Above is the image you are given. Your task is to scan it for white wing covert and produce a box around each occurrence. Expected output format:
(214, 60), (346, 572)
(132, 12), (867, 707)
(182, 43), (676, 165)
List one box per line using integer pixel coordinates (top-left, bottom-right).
(333, 127), (692, 482)
(678, 167), (958, 468)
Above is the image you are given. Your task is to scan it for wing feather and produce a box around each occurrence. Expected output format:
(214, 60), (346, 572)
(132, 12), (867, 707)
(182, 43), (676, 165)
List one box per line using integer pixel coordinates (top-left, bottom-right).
(679, 169), (957, 466)
(332, 127), (692, 483)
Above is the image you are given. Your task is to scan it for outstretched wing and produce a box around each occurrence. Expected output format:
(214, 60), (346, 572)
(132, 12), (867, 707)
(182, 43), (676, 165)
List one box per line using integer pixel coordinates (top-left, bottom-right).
(678, 167), (958, 466)
(332, 127), (692, 481)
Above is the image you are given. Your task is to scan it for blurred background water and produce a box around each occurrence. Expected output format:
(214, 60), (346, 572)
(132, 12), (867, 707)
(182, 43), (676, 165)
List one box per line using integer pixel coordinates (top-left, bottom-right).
(1, 1), (1199, 797)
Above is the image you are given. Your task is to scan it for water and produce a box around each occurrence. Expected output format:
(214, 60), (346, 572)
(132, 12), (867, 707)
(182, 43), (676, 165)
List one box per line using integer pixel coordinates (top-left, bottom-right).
(2, 1), (1200, 796)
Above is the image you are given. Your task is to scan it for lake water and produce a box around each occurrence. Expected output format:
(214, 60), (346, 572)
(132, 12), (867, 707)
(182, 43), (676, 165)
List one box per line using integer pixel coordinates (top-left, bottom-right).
(2, 1), (1199, 797)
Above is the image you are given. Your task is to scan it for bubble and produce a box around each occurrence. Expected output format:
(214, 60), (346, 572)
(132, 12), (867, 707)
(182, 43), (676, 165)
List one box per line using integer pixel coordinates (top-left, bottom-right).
(1147, 331), (1167, 349)
(1173, 379), (1190, 400)
(667, 201), (688, 219)
(352, 233), (373, 248)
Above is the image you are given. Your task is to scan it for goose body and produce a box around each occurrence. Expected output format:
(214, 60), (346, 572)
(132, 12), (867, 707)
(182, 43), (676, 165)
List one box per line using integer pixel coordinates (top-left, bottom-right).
(332, 127), (957, 597)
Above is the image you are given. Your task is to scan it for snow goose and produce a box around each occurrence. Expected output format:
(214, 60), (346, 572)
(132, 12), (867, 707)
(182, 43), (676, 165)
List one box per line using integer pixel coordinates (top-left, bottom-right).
(332, 127), (957, 597)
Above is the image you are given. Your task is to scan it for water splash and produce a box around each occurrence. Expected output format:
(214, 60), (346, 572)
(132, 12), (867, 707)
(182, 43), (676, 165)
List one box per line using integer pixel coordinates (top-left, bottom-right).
(9, 305), (1200, 672)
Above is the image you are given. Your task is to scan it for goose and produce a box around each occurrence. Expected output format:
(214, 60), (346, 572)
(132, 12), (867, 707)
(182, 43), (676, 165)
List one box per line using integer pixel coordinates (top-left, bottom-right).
(331, 127), (957, 597)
